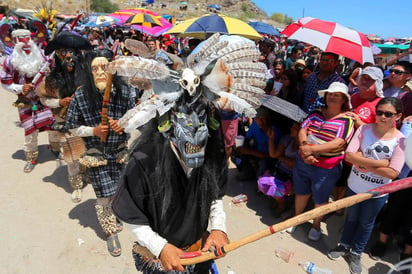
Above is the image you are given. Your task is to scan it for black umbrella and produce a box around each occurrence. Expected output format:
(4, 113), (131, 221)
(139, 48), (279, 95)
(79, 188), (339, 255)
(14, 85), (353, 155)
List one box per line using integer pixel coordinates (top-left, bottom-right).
(45, 31), (93, 55)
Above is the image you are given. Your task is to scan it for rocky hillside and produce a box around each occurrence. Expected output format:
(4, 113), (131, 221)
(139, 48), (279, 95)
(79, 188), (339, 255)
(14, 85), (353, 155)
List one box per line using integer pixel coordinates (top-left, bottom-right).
(1, 0), (285, 28)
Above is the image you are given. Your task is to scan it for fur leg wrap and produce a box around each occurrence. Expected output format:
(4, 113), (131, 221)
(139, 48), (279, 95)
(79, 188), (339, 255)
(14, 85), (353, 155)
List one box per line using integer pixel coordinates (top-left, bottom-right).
(25, 151), (39, 163)
(95, 201), (118, 235)
(68, 175), (83, 190)
(49, 142), (61, 154)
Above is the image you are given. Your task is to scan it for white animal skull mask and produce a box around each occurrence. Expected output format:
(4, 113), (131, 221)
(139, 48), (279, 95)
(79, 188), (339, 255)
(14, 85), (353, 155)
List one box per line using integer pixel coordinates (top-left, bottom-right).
(179, 68), (200, 96)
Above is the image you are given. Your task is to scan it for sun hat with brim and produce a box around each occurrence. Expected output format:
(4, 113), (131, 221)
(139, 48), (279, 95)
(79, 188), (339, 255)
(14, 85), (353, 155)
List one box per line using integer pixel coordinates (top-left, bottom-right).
(318, 82), (352, 108)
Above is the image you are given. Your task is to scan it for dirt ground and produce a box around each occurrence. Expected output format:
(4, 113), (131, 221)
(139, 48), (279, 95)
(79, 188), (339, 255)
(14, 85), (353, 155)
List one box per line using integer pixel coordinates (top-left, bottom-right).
(0, 89), (403, 274)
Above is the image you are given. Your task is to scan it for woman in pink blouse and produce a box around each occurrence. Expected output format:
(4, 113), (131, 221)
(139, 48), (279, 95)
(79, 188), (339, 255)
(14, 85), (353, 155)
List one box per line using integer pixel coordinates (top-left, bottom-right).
(327, 97), (405, 274)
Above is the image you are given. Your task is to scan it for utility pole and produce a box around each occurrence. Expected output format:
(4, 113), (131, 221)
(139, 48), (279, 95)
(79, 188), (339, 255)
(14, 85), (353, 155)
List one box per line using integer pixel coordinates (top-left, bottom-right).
(302, 8), (305, 18)
(85, 0), (89, 14)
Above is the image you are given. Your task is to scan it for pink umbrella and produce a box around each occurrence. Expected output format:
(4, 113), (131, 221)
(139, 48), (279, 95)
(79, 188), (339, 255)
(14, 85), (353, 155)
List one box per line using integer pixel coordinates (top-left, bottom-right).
(282, 17), (374, 64)
(108, 11), (135, 23)
(114, 8), (173, 36)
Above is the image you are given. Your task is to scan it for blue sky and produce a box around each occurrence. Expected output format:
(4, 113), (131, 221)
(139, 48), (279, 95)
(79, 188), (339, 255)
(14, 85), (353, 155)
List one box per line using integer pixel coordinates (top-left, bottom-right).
(252, 0), (410, 39)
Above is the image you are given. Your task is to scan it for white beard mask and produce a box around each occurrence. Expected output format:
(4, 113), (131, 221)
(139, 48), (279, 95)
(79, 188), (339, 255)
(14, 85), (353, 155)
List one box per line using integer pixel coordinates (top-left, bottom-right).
(10, 40), (44, 78)
(91, 57), (109, 91)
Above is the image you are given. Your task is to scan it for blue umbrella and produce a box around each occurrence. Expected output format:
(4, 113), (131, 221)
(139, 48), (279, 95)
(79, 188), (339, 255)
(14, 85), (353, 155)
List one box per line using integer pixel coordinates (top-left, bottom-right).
(84, 15), (120, 28)
(248, 21), (280, 36)
(206, 4), (221, 10)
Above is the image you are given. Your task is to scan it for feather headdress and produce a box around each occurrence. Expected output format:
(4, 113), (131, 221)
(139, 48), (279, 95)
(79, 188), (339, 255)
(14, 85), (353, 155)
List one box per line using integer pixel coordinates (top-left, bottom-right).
(109, 33), (268, 133)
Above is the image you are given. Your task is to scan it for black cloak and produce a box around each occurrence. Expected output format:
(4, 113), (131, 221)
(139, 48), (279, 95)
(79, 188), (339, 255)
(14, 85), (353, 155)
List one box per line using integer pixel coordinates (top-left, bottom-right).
(112, 117), (228, 248)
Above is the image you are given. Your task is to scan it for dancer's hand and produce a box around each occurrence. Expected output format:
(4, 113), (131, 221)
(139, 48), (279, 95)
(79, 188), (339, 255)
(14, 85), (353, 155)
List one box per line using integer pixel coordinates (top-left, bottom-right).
(94, 123), (109, 139)
(108, 118), (124, 135)
(159, 243), (184, 272)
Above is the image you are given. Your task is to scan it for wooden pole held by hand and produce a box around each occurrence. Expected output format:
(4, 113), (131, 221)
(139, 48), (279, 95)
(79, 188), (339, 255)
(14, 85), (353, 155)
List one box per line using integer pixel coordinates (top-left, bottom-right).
(100, 73), (113, 143)
(180, 177), (412, 265)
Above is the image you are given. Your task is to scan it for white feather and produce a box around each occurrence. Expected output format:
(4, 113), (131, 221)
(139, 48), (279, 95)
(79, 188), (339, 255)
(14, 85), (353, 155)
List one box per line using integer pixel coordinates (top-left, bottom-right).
(220, 49), (261, 63)
(216, 42), (257, 57)
(217, 92), (257, 117)
(195, 40), (228, 61)
(227, 62), (267, 73)
(119, 91), (183, 132)
(228, 89), (263, 107)
(109, 56), (170, 80)
(123, 105), (158, 133)
(232, 83), (265, 95)
(191, 33), (220, 59)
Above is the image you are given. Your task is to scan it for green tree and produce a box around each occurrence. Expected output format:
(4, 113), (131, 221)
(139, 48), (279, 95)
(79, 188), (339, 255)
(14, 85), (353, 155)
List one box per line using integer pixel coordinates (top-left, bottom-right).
(90, 0), (118, 13)
(241, 3), (249, 12)
(271, 13), (284, 23)
(284, 15), (294, 25)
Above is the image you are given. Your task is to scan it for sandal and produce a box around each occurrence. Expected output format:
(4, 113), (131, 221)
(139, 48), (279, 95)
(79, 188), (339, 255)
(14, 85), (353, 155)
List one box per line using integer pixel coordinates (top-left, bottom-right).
(107, 234), (121, 257)
(71, 189), (82, 203)
(24, 161), (36, 173)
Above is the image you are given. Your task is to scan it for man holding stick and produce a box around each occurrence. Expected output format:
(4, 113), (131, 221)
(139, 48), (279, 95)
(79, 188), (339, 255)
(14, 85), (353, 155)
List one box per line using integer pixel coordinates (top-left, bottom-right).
(65, 49), (134, 256)
(1, 28), (54, 173)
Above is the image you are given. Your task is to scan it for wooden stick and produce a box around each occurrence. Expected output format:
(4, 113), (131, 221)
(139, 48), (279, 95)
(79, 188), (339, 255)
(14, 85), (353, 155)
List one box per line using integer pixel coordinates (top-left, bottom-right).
(100, 73), (113, 143)
(180, 177), (412, 265)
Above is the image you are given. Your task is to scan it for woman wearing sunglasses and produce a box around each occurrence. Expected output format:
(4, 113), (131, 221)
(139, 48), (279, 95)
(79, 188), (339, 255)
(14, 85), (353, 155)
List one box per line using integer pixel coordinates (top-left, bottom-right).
(328, 97), (405, 274)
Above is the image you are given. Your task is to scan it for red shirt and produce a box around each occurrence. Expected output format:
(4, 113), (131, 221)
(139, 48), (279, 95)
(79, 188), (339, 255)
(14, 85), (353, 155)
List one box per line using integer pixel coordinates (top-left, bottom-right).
(351, 93), (381, 124)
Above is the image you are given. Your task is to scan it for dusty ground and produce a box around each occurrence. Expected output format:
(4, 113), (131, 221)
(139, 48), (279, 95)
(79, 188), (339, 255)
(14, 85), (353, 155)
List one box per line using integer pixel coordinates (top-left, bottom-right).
(0, 89), (404, 274)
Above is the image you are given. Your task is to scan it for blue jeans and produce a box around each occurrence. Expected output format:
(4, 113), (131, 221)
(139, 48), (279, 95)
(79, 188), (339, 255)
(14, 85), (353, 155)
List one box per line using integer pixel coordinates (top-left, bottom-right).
(341, 188), (388, 254)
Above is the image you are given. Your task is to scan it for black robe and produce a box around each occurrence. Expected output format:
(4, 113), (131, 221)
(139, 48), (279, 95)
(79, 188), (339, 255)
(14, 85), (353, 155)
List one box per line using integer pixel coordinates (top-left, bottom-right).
(112, 119), (228, 248)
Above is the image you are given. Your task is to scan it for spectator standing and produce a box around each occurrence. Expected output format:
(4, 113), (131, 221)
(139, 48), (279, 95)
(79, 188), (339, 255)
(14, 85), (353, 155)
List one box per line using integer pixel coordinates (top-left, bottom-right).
(383, 61), (412, 98)
(285, 46), (303, 69)
(302, 52), (345, 113)
(259, 38), (276, 72)
(328, 97), (405, 274)
(288, 82), (355, 241)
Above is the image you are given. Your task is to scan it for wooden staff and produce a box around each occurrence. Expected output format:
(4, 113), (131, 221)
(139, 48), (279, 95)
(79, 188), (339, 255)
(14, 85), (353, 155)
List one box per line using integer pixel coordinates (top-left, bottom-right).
(100, 73), (113, 143)
(179, 177), (412, 265)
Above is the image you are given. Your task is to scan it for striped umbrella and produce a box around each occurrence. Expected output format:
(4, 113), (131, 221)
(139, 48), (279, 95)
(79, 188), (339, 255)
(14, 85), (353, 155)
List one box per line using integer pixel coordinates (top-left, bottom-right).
(164, 13), (261, 40)
(125, 13), (161, 27)
(115, 9), (173, 36)
(281, 17), (374, 64)
(107, 11), (135, 23)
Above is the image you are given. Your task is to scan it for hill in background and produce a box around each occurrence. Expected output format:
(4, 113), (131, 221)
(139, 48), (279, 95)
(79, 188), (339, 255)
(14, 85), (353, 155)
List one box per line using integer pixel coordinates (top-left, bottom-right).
(0, 0), (285, 29)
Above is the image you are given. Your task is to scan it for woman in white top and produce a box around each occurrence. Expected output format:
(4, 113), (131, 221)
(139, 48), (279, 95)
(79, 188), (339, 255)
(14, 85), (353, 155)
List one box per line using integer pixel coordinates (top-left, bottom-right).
(327, 97), (405, 274)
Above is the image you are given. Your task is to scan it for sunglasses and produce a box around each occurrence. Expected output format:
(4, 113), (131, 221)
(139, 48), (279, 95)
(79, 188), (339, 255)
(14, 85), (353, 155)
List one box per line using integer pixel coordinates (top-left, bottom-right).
(376, 110), (397, 118)
(389, 68), (406, 75)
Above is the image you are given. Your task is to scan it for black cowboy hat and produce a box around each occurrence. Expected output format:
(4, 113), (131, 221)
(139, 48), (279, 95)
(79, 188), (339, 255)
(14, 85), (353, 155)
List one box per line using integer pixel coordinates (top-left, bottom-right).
(45, 31), (93, 55)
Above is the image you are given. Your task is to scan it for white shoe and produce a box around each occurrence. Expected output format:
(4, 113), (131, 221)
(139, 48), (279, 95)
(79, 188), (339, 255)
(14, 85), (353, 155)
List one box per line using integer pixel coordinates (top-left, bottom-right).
(308, 227), (321, 241)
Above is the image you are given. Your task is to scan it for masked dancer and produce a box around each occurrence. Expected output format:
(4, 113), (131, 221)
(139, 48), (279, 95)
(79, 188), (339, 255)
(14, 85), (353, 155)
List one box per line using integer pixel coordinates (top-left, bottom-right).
(65, 48), (135, 256)
(38, 31), (92, 202)
(1, 28), (54, 173)
(111, 33), (268, 273)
